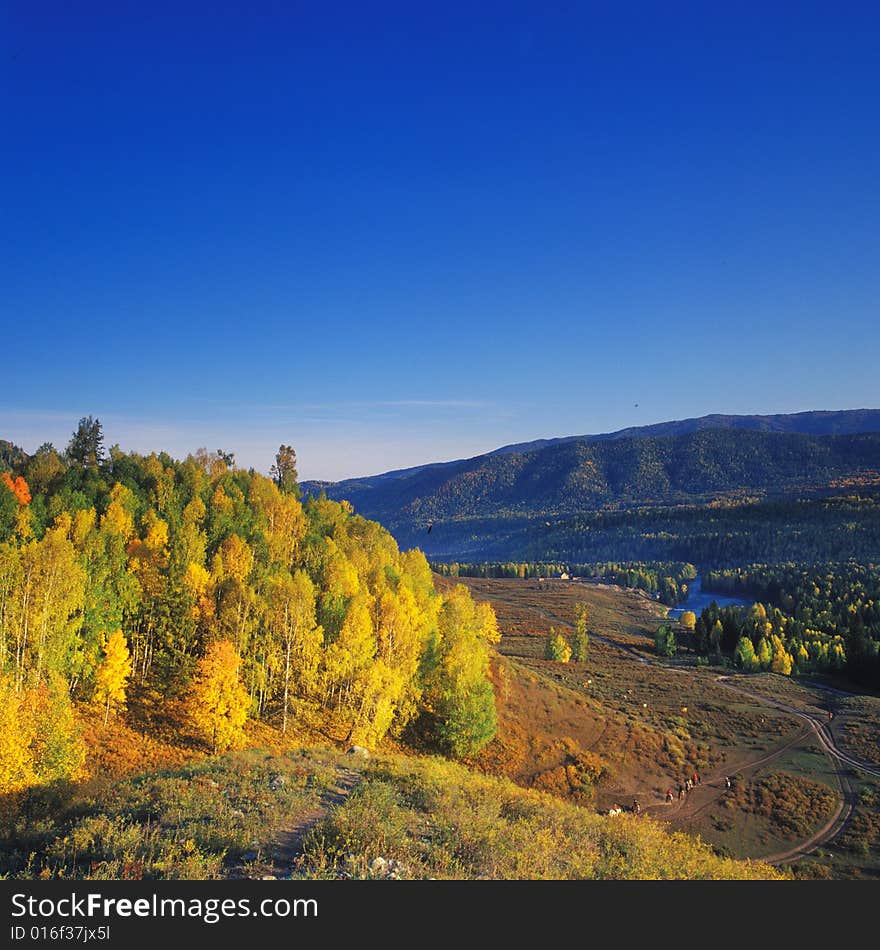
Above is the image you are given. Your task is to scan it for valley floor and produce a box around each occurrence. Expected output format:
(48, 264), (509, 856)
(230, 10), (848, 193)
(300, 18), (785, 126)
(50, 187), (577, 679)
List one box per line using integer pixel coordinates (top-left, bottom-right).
(443, 576), (880, 879)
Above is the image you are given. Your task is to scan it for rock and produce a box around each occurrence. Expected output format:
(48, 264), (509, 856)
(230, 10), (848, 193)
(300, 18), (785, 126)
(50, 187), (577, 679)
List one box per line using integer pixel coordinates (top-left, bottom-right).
(260, 875), (277, 881)
(347, 745), (370, 758)
(269, 774), (286, 790)
(369, 857), (388, 875)
(242, 851), (259, 862)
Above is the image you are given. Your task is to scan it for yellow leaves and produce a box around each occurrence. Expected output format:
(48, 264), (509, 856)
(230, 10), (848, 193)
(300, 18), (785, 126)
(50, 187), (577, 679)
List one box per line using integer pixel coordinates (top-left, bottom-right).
(248, 473), (308, 567)
(770, 634), (793, 676)
(475, 601), (501, 644)
(94, 630), (133, 723)
(13, 506), (33, 541)
(126, 511), (169, 602)
(324, 596), (377, 691)
(102, 484), (135, 540)
(0, 674), (85, 795)
(144, 515), (169, 552)
(182, 495), (207, 526)
(0, 676), (35, 794)
(211, 534), (253, 584)
(72, 507), (98, 548)
(322, 540), (360, 600)
(184, 562), (212, 600)
(186, 640), (250, 753)
(211, 483), (233, 516)
(679, 610), (697, 631)
(52, 511), (73, 537)
(265, 492), (307, 566)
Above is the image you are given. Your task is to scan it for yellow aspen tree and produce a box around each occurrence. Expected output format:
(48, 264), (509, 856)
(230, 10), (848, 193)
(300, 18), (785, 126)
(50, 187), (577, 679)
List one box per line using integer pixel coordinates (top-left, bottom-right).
(211, 534), (256, 652)
(102, 484), (136, 541)
(94, 629), (133, 724)
(187, 639), (250, 753)
(322, 595), (376, 711)
(0, 674), (35, 794)
(19, 676), (85, 783)
(266, 569), (323, 733)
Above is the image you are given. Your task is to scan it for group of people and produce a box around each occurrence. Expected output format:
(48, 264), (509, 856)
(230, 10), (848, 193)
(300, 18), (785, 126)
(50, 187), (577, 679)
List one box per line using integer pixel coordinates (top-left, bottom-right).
(611, 768), (736, 814)
(666, 771), (701, 804)
(608, 799), (642, 817)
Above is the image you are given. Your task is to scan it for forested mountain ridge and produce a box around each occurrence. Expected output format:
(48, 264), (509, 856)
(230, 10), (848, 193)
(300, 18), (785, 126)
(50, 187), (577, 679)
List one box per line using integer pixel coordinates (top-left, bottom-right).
(489, 408), (880, 455)
(303, 429), (880, 525)
(302, 408), (880, 502)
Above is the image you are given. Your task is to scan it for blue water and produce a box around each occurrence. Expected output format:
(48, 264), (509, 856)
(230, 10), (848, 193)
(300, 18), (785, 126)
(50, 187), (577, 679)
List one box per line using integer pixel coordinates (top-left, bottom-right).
(666, 575), (752, 620)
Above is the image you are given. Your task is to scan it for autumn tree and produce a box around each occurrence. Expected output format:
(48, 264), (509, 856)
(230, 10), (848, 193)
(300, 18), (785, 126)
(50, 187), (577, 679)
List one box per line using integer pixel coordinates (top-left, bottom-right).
(0, 676), (34, 794)
(94, 629), (133, 724)
(571, 603), (589, 662)
(679, 610), (696, 632)
(770, 635), (793, 675)
(265, 569), (322, 733)
(0, 674), (85, 794)
(1, 472), (31, 506)
(187, 639), (250, 753)
(425, 584), (498, 758)
(19, 676), (85, 784)
(734, 636), (758, 671)
(545, 628), (572, 662)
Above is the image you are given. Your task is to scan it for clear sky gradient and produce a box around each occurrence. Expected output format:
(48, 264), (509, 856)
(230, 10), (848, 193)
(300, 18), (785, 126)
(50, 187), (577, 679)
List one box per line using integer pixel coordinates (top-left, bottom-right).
(2, 3), (879, 480)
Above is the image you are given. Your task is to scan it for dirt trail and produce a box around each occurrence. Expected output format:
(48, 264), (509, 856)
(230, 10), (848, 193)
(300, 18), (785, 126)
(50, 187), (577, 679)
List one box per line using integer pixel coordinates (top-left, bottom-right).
(484, 583), (878, 866)
(265, 764), (363, 878)
(629, 672), (877, 864)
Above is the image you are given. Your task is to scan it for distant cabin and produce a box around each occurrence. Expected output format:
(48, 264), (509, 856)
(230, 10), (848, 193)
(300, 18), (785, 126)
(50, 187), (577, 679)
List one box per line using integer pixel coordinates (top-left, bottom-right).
(559, 572), (570, 580)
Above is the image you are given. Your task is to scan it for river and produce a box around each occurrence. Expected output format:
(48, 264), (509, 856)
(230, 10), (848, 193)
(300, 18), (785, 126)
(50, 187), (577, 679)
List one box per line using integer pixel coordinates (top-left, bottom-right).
(666, 575), (752, 620)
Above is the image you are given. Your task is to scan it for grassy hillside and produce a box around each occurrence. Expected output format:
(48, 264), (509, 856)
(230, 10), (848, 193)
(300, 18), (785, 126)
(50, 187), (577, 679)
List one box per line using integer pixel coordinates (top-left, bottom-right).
(1, 743), (784, 880)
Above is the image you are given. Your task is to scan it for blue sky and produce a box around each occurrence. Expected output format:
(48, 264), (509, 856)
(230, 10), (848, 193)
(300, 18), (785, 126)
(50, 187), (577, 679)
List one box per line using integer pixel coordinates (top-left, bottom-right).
(2, 2), (879, 480)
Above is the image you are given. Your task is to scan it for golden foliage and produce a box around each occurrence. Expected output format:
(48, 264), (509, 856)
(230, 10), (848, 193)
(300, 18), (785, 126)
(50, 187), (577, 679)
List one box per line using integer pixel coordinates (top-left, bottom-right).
(186, 640), (250, 753)
(94, 630), (133, 723)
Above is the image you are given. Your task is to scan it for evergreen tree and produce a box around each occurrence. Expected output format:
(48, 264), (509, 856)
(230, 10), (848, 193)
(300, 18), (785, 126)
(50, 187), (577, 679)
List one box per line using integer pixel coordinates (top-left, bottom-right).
(67, 416), (105, 469)
(270, 444), (299, 494)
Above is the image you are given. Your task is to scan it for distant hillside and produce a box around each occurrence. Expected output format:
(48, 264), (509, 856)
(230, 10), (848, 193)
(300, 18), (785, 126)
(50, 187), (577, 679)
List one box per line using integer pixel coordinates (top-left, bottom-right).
(303, 409), (880, 505)
(303, 428), (880, 522)
(489, 408), (880, 455)
(300, 412), (880, 563)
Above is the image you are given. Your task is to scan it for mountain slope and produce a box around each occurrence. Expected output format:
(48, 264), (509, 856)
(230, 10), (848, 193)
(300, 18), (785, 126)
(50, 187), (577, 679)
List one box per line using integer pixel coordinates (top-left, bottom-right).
(303, 428), (880, 525)
(489, 408), (880, 455)
(302, 409), (880, 512)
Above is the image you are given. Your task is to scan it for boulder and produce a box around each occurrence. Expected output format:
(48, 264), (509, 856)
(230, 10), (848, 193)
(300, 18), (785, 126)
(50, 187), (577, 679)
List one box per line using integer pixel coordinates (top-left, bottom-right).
(347, 745), (370, 758)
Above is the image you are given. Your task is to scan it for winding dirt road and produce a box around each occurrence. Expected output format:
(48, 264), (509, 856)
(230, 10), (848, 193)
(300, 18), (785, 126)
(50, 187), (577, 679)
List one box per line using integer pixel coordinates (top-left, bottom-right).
(485, 583), (878, 866)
